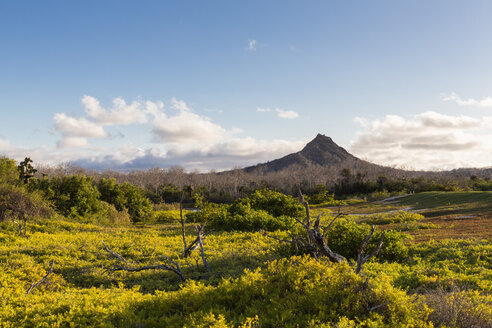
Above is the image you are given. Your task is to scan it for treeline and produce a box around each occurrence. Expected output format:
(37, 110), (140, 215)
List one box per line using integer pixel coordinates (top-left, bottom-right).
(32, 160), (492, 203)
(3, 155), (492, 226)
(0, 157), (153, 227)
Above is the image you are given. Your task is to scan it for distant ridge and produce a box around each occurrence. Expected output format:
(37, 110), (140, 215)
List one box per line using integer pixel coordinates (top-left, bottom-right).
(244, 133), (367, 173)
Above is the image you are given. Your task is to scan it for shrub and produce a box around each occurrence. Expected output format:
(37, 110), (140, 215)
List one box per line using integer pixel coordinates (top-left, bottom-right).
(248, 189), (304, 218)
(84, 201), (132, 226)
(30, 175), (101, 218)
(322, 217), (409, 262)
(361, 211), (424, 225)
(425, 288), (492, 328)
(153, 209), (184, 223)
(190, 193), (298, 232)
(97, 178), (153, 223)
(0, 184), (52, 223)
(0, 157), (20, 185)
(125, 256), (432, 327)
(208, 210), (296, 232)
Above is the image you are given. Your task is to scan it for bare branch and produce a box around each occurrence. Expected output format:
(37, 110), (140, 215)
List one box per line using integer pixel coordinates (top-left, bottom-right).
(184, 224), (206, 258)
(107, 263), (186, 282)
(313, 214), (321, 231)
(324, 207), (346, 236)
(298, 189), (311, 228)
(261, 230), (295, 244)
(196, 225), (210, 272)
(180, 192), (187, 258)
(26, 260), (54, 295)
(355, 226), (385, 274)
(368, 303), (387, 312)
(102, 241), (128, 264)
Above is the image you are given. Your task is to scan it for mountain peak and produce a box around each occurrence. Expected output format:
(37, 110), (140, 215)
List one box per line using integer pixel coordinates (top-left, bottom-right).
(300, 134), (356, 165)
(243, 133), (359, 173)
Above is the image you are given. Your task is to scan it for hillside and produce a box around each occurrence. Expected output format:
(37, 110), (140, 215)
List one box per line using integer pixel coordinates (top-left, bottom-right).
(244, 133), (392, 174)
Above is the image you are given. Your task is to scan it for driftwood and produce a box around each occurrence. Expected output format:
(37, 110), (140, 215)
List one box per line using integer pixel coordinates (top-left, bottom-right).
(102, 242), (186, 282)
(26, 260), (54, 295)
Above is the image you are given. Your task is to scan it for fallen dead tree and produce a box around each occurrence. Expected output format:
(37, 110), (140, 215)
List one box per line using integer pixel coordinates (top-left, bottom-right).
(264, 191), (385, 274)
(26, 260), (54, 295)
(101, 220), (211, 281)
(102, 241), (186, 282)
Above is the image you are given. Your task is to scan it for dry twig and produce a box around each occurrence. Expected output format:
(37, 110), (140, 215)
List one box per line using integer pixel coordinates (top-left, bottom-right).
(26, 260), (54, 295)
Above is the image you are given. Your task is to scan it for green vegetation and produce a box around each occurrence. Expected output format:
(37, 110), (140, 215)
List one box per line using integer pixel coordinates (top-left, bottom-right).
(0, 156), (491, 327)
(399, 191), (492, 210)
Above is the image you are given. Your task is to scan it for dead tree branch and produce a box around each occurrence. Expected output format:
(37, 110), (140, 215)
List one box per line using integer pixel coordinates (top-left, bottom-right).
(298, 189), (311, 228)
(180, 192), (187, 258)
(102, 241), (128, 264)
(26, 260), (54, 295)
(324, 206), (346, 236)
(297, 191), (347, 263)
(184, 223), (206, 258)
(196, 225), (210, 272)
(355, 226), (385, 274)
(273, 191), (386, 274)
(107, 262), (186, 282)
(102, 241), (186, 281)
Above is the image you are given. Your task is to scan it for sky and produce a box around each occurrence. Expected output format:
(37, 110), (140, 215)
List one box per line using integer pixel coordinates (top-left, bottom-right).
(1, 1), (492, 172)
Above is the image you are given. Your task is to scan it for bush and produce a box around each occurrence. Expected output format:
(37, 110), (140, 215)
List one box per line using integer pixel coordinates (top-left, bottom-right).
(322, 217), (409, 262)
(425, 289), (492, 328)
(208, 210), (296, 232)
(124, 256), (432, 327)
(248, 189), (304, 218)
(361, 211), (424, 225)
(84, 201), (132, 226)
(0, 184), (52, 223)
(0, 157), (20, 185)
(154, 209), (184, 223)
(97, 178), (153, 223)
(190, 193), (298, 232)
(30, 175), (101, 218)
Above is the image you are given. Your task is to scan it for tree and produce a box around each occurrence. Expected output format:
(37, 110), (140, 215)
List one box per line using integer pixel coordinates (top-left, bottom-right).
(18, 157), (37, 184)
(97, 178), (153, 223)
(0, 157), (19, 185)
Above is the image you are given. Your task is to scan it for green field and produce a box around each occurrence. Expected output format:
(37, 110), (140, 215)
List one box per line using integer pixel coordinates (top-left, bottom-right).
(1, 163), (492, 328)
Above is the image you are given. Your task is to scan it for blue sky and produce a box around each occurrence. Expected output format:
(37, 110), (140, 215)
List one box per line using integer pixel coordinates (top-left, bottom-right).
(1, 1), (492, 171)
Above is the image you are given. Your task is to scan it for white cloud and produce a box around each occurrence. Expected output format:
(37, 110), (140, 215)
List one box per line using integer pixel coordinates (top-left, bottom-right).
(152, 110), (229, 144)
(248, 39), (257, 51)
(53, 113), (107, 139)
(152, 98), (236, 147)
(257, 107), (300, 119)
(350, 111), (492, 170)
(276, 108), (299, 119)
(416, 111), (480, 129)
(72, 137), (305, 172)
(57, 137), (90, 149)
(12, 95), (309, 171)
(442, 92), (492, 108)
(171, 97), (190, 112)
(81, 95), (150, 125)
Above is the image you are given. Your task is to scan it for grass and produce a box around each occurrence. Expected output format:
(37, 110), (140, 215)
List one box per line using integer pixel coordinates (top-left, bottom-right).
(399, 191), (492, 212)
(312, 191), (492, 242)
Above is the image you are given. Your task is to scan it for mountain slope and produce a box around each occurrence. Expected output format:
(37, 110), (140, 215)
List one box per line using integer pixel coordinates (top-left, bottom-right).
(244, 134), (365, 173)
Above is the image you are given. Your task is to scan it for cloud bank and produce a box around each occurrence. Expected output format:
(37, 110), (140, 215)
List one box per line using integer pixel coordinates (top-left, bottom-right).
(0, 96), (305, 172)
(350, 111), (492, 170)
(442, 92), (492, 108)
